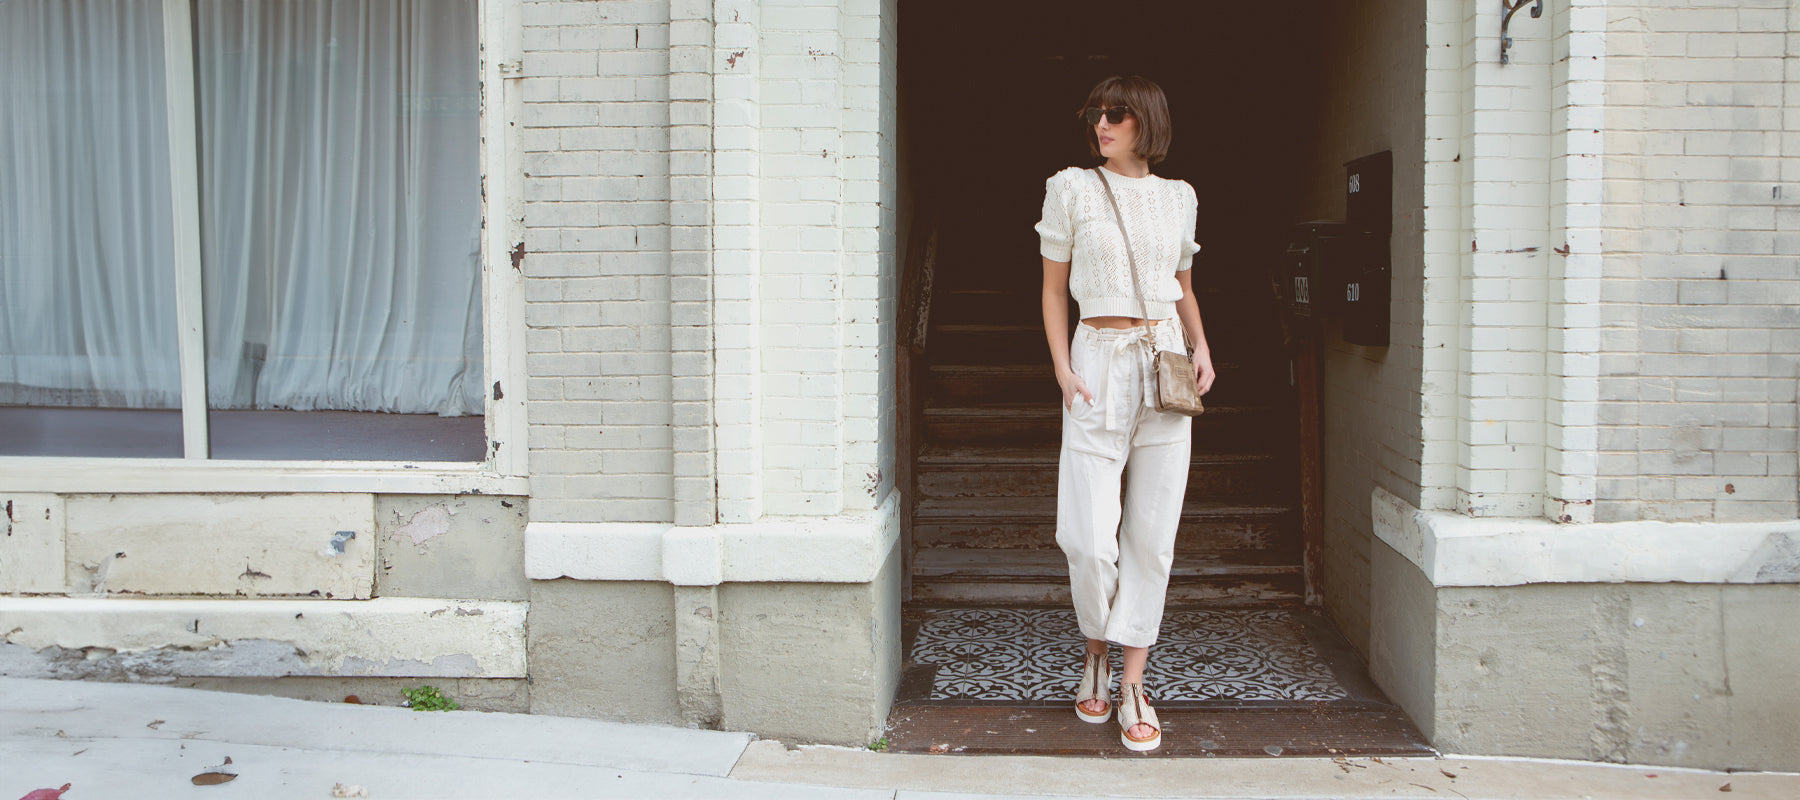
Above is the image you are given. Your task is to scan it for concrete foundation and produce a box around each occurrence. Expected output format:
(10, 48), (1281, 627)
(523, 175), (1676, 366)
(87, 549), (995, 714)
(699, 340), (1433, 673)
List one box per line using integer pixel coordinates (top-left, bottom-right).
(375, 495), (529, 600)
(1370, 536), (1800, 772)
(717, 539), (903, 746)
(63, 493), (376, 598)
(0, 597), (527, 679)
(526, 579), (682, 725)
(526, 539), (903, 746)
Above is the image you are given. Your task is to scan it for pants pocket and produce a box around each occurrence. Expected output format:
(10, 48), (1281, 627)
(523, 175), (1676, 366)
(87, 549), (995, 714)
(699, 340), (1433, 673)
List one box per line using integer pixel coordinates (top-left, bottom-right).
(1062, 341), (1125, 459)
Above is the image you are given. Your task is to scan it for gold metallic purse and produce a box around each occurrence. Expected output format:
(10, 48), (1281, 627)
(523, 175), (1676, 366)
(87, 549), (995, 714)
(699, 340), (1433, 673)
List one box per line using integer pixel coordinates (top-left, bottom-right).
(1093, 168), (1205, 417)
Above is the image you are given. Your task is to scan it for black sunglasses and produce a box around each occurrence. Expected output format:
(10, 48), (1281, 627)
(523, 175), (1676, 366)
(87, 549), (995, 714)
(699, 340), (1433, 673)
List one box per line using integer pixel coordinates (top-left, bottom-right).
(1079, 105), (1132, 125)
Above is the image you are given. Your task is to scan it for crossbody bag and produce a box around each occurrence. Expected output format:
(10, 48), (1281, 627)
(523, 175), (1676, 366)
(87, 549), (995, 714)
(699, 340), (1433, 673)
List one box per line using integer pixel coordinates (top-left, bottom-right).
(1092, 167), (1206, 417)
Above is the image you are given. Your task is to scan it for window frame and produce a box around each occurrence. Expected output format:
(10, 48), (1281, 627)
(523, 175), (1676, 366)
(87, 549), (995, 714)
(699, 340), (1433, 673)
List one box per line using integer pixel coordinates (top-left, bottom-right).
(0, 0), (525, 494)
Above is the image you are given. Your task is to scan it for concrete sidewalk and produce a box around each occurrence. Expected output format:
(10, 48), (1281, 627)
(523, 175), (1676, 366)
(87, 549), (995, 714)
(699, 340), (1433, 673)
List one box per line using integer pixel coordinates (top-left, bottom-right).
(2, 678), (1793, 800)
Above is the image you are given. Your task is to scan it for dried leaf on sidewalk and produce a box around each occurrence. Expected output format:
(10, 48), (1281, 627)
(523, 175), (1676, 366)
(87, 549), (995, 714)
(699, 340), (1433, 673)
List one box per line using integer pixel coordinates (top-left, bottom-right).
(1719, 784), (1732, 792)
(146, 720), (165, 729)
(1440, 768), (1457, 779)
(18, 783), (72, 800)
(193, 756), (238, 786)
(330, 784), (369, 798)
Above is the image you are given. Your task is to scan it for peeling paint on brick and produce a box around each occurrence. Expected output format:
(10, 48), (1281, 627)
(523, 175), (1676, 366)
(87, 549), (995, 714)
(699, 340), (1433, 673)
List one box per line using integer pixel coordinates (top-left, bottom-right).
(394, 505), (453, 547)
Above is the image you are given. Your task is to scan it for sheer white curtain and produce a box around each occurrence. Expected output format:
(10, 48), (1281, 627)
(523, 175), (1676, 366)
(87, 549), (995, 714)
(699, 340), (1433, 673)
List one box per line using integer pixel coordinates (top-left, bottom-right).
(0, 0), (181, 409)
(0, 0), (481, 417)
(197, 0), (482, 416)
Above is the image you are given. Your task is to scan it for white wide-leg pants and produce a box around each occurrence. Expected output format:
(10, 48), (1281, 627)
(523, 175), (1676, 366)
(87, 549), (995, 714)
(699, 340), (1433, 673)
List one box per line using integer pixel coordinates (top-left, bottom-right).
(1056, 318), (1193, 649)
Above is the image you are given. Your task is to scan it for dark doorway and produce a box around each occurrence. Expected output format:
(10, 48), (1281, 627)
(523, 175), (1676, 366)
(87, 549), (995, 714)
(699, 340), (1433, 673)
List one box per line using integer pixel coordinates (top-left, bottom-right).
(899, 0), (1315, 615)
(889, 0), (1428, 756)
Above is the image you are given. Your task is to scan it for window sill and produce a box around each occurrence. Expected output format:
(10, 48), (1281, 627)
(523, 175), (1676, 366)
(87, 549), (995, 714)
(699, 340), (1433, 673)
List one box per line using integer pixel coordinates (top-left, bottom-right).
(0, 457), (528, 496)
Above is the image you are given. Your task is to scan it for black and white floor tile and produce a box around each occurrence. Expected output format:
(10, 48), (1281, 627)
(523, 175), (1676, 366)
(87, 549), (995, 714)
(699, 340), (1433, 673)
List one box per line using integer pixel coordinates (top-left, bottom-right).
(908, 607), (1350, 703)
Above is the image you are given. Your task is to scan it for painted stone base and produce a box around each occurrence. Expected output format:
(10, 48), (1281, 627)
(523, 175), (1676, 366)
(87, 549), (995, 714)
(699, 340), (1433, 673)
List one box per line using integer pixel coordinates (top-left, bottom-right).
(526, 540), (902, 747)
(526, 579), (681, 725)
(717, 541), (902, 746)
(1370, 490), (1800, 772)
(0, 597), (528, 680)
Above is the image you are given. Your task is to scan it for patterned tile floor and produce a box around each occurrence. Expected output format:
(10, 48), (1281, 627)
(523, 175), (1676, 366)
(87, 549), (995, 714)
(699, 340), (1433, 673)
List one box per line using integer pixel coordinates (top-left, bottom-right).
(905, 606), (1355, 705)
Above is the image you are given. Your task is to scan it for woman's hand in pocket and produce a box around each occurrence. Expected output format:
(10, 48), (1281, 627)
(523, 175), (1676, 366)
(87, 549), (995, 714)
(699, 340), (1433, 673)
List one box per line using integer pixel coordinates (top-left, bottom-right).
(1057, 367), (1095, 411)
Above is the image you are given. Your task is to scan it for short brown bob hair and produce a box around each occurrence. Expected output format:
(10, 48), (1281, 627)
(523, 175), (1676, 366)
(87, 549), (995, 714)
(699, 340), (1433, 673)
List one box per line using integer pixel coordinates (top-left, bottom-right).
(1081, 75), (1173, 165)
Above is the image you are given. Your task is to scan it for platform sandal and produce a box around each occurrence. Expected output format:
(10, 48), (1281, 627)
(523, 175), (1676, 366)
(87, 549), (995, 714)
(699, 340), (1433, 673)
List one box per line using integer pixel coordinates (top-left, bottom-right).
(1074, 650), (1111, 724)
(1118, 682), (1162, 752)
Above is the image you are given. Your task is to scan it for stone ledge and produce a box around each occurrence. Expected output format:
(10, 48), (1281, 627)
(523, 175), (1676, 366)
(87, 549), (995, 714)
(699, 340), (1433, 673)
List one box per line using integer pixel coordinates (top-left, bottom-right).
(524, 493), (900, 586)
(1373, 486), (1800, 587)
(0, 597), (526, 679)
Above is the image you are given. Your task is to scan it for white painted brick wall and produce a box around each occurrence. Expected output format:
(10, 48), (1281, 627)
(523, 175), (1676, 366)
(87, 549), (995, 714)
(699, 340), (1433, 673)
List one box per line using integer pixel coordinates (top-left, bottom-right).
(1417, 0), (1613, 522)
(523, 0), (676, 524)
(521, 0), (897, 526)
(1596, 0), (1800, 522)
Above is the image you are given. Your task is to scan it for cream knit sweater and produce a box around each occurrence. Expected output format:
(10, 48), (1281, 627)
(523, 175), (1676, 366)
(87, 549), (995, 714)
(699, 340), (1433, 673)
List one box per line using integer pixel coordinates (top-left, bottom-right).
(1035, 166), (1200, 320)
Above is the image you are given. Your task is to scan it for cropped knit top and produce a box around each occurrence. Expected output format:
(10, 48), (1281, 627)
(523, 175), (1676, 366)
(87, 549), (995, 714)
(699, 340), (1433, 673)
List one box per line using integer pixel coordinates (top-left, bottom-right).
(1035, 166), (1201, 320)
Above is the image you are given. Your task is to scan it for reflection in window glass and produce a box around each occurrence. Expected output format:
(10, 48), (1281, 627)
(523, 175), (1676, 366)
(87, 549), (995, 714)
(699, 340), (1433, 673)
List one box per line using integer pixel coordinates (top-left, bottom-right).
(197, 0), (485, 462)
(0, 0), (484, 462)
(197, 0), (483, 418)
(0, 0), (182, 456)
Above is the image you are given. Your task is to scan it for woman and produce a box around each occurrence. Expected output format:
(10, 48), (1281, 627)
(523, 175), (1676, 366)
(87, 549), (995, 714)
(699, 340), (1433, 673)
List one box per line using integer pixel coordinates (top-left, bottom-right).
(1035, 75), (1214, 752)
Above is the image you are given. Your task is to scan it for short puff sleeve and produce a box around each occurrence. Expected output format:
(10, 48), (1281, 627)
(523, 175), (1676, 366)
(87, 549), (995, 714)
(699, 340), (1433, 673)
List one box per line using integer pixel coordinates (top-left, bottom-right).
(1176, 179), (1201, 271)
(1034, 172), (1074, 263)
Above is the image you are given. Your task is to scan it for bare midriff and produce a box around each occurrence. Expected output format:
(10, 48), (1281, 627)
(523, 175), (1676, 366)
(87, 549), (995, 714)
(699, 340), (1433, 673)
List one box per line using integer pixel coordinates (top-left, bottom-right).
(1082, 315), (1149, 330)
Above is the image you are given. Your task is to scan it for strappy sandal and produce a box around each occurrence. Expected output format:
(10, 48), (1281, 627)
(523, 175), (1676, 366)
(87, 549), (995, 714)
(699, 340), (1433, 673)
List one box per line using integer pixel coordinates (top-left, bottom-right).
(1118, 682), (1162, 752)
(1074, 650), (1111, 724)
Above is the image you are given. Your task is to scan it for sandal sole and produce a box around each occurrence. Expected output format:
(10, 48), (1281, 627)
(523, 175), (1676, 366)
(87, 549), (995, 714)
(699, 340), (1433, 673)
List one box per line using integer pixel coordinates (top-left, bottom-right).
(1121, 732), (1162, 752)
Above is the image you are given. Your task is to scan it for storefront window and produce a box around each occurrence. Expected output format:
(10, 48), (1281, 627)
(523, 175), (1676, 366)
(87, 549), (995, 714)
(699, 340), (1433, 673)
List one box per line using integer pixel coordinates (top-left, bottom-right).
(0, 0), (483, 461)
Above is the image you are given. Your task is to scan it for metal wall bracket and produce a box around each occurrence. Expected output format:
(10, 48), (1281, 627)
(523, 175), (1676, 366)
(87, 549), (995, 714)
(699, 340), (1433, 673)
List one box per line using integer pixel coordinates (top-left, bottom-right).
(1501, 0), (1544, 65)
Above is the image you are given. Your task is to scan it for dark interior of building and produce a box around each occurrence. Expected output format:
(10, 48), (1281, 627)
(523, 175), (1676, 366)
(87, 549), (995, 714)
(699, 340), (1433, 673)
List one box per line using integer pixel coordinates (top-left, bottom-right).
(888, 0), (1428, 756)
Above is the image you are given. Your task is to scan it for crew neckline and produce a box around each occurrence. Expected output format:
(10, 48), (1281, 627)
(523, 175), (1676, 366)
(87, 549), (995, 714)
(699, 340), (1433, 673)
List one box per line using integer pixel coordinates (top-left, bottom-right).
(1096, 165), (1157, 185)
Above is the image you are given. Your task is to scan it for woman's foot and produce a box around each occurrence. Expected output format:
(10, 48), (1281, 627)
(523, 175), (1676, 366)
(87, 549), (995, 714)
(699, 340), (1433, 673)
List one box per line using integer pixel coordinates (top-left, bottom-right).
(1074, 647), (1111, 723)
(1118, 682), (1161, 752)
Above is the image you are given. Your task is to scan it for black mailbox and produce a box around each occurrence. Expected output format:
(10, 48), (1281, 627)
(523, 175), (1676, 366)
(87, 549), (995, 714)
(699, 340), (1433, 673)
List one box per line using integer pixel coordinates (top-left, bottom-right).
(1277, 220), (1351, 321)
(1341, 151), (1391, 346)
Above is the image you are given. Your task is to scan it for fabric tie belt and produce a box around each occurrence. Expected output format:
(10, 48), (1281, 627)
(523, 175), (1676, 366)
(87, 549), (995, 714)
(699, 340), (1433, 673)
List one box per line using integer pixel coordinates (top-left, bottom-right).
(1099, 326), (1158, 434)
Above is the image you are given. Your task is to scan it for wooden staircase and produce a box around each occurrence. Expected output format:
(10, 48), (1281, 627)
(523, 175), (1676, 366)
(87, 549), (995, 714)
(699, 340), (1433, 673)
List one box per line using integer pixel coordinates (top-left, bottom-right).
(907, 267), (1305, 607)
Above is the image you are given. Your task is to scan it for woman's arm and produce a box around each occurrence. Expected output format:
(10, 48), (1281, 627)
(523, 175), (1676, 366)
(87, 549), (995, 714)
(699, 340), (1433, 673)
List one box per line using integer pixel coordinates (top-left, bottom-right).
(1174, 269), (1216, 396)
(1043, 257), (1092, 409)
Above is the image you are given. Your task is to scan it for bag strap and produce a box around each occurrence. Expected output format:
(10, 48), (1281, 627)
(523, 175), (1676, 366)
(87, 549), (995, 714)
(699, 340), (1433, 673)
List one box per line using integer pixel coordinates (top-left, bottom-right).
(1093, 168), (1190, 355)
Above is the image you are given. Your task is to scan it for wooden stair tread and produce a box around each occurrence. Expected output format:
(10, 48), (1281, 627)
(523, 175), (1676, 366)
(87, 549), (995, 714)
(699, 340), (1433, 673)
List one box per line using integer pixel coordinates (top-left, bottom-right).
(915, 496), (1292, 522)
(929, 363), (1250, 376)
(937, 286), (1225, 298)
(913, 548), (1300, 578)
(924, 402), (1279, 418)
(933, 323), (1042, 334)
(918, 445), (1276, 467)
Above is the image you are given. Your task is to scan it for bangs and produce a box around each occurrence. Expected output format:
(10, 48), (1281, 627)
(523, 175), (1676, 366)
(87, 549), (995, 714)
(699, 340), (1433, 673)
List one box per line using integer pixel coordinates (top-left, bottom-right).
(1084, 81), (1132, 111)
(1079, 75), (1174, 165)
